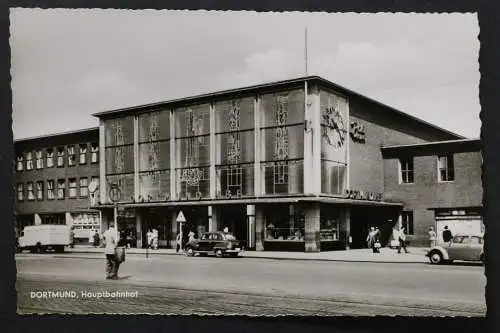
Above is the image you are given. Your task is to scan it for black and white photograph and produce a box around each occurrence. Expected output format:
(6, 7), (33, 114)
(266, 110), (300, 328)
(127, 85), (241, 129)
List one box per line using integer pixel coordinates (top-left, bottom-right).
(11, 9), (484, 316)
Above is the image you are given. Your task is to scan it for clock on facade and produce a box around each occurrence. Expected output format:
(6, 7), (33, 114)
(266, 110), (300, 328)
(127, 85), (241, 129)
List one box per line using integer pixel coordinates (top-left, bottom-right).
(323, 106), (346, 148)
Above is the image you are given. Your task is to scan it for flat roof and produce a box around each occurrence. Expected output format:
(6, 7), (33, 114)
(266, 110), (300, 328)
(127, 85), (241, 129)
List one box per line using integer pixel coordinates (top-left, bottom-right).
(92, 75), (464, 140)
(14, 127), (99, 143)
(381, 138), (480, 157)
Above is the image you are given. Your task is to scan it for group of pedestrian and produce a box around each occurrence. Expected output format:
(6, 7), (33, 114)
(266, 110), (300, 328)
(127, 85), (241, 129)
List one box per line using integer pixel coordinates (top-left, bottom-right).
(366, 225), (409, 254)
(175, 228), (197, 253)
(146, 228), (159, 250)
(427, 225), (452, 248)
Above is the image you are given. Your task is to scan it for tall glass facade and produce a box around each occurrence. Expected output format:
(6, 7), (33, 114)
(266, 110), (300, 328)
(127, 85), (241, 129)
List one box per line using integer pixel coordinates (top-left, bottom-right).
(260, 90), (304, 195)
(138, 110), (171, 201)
(104, 116), (134, 203)
(215, 97), (254, 198)
(175, 104), (211, 199)
(320, 90), (348, 195)
(101, 85), (348, 203)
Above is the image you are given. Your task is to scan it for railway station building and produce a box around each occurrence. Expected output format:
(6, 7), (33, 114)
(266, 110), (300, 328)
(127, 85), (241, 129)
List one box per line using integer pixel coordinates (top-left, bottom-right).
(89, 76), (477, 252)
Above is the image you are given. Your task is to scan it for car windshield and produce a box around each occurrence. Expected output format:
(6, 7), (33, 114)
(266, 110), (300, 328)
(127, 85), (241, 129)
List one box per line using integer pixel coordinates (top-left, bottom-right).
(224, 234), (236, 240)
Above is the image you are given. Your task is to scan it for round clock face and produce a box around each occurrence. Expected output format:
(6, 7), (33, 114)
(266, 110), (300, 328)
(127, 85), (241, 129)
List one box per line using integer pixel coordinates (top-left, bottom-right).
(323, 106), (346, 148)
(88, 181), (98, 194)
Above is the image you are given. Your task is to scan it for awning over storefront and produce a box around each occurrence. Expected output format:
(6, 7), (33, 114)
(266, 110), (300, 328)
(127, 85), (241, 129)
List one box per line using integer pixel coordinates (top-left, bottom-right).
(93, 195), (403, 209)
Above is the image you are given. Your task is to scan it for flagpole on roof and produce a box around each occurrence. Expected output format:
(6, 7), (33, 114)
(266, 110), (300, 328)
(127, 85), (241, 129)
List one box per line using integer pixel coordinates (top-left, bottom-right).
(304, 25), (308, 76)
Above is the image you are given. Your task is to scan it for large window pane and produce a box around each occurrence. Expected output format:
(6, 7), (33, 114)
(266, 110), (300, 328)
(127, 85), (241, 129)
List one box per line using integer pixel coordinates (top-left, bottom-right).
(175, 104), (210, 137)
(321, 161), (347, 195)
(104, 117), (134, 146)
(262, 160), (303, 195)
(216, 164), (254, 197)
(105, 146), (134, 174)
(320, 206), (340, 241)
(138, 170), (170, 201)
(138, 110), (170, 142)
(138, 141), (170, 171)
(106, 174), (134, 202)
(216, 131), (254, 164)
(261, 125), (304, 161)
(260, 90), (305, 126)
(264, 205), (305, 241)
(175, 136), (210, 167)
(215, 97), (254, 132)
(176, 166), (210, 199)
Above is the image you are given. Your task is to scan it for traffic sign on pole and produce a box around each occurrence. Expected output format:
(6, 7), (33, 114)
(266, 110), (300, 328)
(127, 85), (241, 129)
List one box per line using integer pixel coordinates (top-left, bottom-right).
(176, 211), (186, 223)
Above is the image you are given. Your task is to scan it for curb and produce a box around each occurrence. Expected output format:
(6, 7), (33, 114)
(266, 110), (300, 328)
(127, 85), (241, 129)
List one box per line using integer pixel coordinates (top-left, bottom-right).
(53, 250), (426, 264)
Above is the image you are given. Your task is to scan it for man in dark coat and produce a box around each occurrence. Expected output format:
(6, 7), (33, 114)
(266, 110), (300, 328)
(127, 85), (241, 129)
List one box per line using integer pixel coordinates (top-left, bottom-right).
(442, 225), (452, 244)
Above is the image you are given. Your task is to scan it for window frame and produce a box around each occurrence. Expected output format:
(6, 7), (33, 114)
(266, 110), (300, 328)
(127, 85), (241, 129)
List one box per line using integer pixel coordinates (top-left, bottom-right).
(437, 154), (455, 182)
(57, 179), (66, 200)
(36, 181), (44, 200)
(79, 177), (89, 198)
(90, 142), (99, 164)
(67, 145), (76, 167)
(27, 182), (35, 201)
(35, 150), (44, 169)
(16, 155), (24, 171)
(56, 147), (65, 168)
(398, 157), (414, 184)
(68, 178), (78, 198)
(17, 183), (24, 201)
(79, 143), (88, 165)
(47, 180), (55, 200)
(26, 151), (33, 171)
(46, 148), (54, 168)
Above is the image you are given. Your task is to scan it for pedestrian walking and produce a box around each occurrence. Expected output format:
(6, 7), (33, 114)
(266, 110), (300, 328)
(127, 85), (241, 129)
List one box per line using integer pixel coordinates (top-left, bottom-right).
(428, 227), (437, 248)
(176, 232), (181, 253)
(69, 226), (75, 248)
(188, 230), (196, 243)
(442, 225), (452, 244)
(146, 229), (154, 249)
(93, 230), (100, 247)
(366, 226), (375, 250)
(103, 223), (120, 280)
(373, 227), (381, 253)
(152, 228), (159, 250)
(397, 227), (409, 254)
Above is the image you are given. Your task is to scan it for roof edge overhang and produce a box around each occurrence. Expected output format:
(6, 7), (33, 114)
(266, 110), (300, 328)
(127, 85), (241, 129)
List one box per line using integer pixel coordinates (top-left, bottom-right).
(92, 196), (403, 209)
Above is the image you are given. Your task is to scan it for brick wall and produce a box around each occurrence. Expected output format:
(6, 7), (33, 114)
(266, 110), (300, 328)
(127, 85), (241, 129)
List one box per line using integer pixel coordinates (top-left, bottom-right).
(383, 151), (482, 245)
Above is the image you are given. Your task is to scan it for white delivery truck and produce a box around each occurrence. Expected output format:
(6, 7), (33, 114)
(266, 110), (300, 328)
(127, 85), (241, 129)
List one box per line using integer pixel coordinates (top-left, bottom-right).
(18, 225), (71, 253)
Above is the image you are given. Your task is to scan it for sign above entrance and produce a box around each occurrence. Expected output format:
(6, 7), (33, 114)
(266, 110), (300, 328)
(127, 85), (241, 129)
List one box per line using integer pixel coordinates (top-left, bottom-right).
(344, 189), (383, 202)
(176, 211), (186, 223)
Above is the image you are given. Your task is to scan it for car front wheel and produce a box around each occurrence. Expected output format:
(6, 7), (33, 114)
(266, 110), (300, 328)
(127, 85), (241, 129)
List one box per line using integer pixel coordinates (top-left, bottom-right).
(429, 251), (443, 265)
(215, 249), (223, 258)
(185, 247), (194, 257)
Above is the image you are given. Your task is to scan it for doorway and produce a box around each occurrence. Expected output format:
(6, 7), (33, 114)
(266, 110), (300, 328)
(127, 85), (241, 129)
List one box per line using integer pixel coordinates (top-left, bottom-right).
(219, 205), (247, 243)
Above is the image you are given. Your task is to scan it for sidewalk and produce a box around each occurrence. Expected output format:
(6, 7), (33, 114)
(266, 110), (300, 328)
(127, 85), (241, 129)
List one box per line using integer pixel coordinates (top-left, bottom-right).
(67, 245), (428, 264)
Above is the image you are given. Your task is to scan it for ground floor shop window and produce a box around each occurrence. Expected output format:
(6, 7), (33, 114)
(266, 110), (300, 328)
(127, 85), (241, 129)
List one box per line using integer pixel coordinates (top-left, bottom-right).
(264, 205), (305, 241)
(41, 213), (66, 225)
(320, 207), (340, 241)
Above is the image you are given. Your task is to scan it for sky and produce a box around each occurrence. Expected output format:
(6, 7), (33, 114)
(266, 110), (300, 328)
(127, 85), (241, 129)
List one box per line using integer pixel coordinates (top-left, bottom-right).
(10, 9), (480, 140)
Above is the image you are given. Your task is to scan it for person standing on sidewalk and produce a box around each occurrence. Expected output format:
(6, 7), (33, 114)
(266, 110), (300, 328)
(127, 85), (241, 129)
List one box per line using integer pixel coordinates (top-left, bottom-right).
(428, 227), (437, 248)
(175, 232), (181, 253)
(103, 223), (120, 279)
(397, 227), (409, 254)
(366, 227), (375, 250)
(373, 227), (381, 253)
(442, 225), (452, 245)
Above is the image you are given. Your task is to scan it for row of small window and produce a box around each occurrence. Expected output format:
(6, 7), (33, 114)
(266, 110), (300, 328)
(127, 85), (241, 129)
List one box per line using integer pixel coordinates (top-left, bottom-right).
(16, 143), (99, 172)
(399, 154), (454, 184)
(16, 177), (99, 201)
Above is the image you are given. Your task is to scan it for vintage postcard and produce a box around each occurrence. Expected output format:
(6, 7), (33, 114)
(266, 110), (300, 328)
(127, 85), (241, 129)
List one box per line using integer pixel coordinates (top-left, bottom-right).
(11, 9), (484, 316)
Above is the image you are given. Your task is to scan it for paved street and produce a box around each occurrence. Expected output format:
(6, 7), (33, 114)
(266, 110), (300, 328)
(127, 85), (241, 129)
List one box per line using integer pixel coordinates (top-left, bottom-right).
(16, 253), (486, 316)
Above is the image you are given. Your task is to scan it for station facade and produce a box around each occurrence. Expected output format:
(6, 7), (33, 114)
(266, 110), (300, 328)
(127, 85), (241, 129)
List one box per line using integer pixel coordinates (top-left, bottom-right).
(91, 76), (467, 252)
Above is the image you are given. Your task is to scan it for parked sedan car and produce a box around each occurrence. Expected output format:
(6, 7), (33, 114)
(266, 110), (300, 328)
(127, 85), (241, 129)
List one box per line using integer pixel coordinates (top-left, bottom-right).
(184, 231), (244, 258)
(426, 234), (484, 265)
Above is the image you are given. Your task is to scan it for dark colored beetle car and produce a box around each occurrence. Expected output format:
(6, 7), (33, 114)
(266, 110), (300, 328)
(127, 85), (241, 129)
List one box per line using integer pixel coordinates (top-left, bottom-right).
(185, 232), (244, 258)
